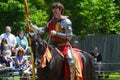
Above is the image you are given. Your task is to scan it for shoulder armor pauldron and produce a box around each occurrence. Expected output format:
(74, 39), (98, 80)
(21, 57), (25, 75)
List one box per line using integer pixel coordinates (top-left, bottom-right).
(60, 19), (72, 29)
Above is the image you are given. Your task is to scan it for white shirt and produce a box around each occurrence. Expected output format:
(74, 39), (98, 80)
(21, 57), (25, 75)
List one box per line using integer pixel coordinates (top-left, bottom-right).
(0, 33), (17, 48)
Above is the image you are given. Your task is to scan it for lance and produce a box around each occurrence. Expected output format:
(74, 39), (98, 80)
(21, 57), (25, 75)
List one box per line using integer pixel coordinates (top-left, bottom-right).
(23, 0), (36, 80)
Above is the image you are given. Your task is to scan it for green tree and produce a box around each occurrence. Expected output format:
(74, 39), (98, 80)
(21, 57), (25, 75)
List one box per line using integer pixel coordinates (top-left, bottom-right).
(0, 0), (120, 36)
(78, 0), (120, 35)
(0, 0), (48, 35)
(0, 0), (25, 34)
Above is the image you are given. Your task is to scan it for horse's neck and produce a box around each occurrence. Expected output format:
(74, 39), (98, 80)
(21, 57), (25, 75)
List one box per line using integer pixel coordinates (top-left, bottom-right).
(48, 45), (58, 56)
(48, 45), (53, 52)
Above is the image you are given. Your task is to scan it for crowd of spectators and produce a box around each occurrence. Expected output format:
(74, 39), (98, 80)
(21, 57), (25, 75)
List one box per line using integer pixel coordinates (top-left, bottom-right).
(0, 26), (31, 79)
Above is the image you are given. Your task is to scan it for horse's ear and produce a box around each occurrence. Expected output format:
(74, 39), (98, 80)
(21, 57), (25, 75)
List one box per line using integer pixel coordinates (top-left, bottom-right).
(28, 32), (35, 39)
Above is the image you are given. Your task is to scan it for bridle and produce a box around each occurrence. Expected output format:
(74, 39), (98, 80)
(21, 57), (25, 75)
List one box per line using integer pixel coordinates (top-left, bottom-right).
(32, 34), (48, 67)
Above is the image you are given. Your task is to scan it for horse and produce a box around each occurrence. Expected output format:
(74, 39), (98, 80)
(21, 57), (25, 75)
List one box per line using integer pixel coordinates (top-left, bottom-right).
(78, 50), (96, 80)
(29, 33), (96, 80)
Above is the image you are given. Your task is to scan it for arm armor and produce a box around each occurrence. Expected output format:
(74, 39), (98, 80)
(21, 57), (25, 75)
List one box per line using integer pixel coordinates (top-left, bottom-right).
(56, 19), (72, 40)
(31, 24), (47, 34)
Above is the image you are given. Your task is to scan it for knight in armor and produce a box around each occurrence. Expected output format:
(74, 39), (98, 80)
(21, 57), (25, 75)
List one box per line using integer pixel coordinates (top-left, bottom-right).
(27, 2), (75, 80)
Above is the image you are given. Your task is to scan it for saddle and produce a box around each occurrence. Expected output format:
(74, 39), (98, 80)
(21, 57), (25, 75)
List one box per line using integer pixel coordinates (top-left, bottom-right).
(55, 47), (84, 80)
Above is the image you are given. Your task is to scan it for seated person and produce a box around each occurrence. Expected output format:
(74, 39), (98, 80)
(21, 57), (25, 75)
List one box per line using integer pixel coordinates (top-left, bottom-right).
(90, 47), (102, 77)
(0, 38), (14, 67)
(2, 43), (14, 66)
(16, 30), (30, 55)
(0, 38), (8, 55)
(14, 48), (32, 79)
(0, 26), (17, 55)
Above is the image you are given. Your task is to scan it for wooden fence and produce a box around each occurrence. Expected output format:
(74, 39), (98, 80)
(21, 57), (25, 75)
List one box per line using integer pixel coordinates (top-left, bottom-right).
(72, 34), (120, 63)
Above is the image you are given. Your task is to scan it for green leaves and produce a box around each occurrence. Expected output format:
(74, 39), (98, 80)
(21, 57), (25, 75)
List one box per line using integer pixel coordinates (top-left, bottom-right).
(0, 0), (120, 35)
(0, 0), (47, 34)
(78, 0), (120, 34)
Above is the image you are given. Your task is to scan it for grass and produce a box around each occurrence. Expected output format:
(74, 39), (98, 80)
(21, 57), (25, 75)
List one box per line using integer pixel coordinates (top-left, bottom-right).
(10, 73), (120, 80)
(1, 72), (120, 80)
(98, 72), (120, 80)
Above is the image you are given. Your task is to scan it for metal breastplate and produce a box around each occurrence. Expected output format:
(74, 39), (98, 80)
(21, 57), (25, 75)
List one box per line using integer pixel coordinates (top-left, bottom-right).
(48, 18), (72, 46)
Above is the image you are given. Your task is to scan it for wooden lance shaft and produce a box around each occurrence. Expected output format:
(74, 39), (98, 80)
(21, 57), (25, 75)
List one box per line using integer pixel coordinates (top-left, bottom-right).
(24, 0), (36, 80)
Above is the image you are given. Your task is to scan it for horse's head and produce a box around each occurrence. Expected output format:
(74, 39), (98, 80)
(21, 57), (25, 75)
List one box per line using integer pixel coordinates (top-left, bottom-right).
(29, 33), (47, 67)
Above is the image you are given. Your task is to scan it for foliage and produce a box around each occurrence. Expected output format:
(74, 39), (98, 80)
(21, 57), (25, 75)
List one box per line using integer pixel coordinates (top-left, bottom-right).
(28, 0), (48, 26)
(0, 0), (120, 35)
(0, 0), (25, 34)
(0, 0), (48, 35)
(77, 0), (120, 35)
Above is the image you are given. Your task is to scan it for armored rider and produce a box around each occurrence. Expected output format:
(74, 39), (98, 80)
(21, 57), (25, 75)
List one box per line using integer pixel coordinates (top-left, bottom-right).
(27, 2), (75, 80)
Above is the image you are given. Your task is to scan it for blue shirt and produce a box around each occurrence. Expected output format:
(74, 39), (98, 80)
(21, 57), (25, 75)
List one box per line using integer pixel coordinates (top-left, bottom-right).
(16, 36), (28, 49)
(14, 56), (26, 68)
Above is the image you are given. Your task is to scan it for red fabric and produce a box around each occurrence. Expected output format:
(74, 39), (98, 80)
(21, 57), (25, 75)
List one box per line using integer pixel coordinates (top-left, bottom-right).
(55, 46), (69, 80)
(64, 58), (69, 80)
(48, 19), (56, 40)
(73, 48), (84, 80)
(73, 48), (85, 54)
(59, 45), (70, 80)
(59, 45), (69, 57)
(56, 46), (85, 80)
(48, 19), (55, 33)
